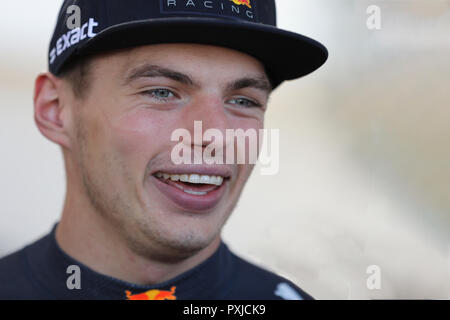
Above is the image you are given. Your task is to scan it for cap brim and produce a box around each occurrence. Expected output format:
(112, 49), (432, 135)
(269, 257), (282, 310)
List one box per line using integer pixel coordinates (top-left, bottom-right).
(74, 17), (328, 88)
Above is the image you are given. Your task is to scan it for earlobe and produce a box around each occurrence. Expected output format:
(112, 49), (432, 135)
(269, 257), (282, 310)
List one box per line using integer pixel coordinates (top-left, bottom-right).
(34, 73), (71, 148)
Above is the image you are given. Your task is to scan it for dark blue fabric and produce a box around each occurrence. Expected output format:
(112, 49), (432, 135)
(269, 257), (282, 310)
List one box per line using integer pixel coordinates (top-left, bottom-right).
(0, 225), (313, 300)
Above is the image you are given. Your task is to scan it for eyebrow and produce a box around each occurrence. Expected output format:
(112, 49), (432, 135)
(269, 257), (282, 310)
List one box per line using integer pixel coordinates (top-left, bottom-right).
(123, 63), (272, 94)
(226, 76), (272, 95)
(123, 64), (199, 87)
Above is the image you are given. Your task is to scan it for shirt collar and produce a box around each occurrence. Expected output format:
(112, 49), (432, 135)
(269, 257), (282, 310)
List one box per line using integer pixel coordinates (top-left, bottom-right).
(25, 224), (235, 299)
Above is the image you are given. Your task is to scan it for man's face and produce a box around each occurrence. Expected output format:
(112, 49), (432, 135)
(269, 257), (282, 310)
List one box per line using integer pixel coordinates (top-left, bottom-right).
(66, 44), (270, 261)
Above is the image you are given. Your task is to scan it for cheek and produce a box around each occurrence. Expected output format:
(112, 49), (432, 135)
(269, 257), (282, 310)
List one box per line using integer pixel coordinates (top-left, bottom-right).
(228, 115), (264, 136)
(228, 117), (265, 156)
(107, 110), (175, 166)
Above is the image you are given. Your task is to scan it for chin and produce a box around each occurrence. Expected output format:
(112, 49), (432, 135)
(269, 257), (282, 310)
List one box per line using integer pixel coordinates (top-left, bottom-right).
(126, 219), (221, 262)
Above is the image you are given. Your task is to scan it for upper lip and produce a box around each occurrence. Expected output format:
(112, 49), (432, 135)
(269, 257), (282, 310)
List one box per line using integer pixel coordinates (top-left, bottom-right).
(150, 165), (233, 179)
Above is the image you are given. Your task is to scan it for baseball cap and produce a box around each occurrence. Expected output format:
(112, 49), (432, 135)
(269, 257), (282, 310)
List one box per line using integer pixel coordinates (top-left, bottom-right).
(49, 0), (328, 88)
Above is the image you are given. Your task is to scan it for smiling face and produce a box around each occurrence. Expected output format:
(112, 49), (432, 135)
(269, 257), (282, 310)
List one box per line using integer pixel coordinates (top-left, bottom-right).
(63, 44), (271, 261)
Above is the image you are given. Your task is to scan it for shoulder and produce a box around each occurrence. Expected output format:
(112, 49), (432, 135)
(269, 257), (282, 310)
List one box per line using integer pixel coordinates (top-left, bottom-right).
(0, 237), (50, 299)
(226, 249), (314, 300)
(0, 248), (31, 299)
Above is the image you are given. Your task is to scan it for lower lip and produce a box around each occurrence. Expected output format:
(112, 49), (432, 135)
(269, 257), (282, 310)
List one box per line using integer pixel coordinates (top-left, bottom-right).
(151, 176), (228, 212)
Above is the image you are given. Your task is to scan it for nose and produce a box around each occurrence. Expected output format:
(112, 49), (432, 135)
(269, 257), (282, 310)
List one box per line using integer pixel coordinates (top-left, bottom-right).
(180, 93), (232, 162)
(183, 93), (229, 135)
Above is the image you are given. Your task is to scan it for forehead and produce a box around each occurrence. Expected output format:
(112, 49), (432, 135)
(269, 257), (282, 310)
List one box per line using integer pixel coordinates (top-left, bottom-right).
(91, 43), (269, 84)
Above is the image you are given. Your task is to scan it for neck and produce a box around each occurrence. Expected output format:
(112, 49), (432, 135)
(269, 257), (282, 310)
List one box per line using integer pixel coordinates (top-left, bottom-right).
(55, 182), (221, 285)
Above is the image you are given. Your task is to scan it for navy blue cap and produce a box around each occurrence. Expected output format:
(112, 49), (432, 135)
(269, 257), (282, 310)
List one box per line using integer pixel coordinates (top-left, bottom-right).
(49, 0), (328, 88)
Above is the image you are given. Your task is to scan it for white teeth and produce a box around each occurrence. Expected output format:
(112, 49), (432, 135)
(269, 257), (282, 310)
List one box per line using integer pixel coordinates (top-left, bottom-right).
(155, 172), (225, 186)
(189, 174), (200, 183)
(183, 189), (208, 196)
(200, 175), (210, 184)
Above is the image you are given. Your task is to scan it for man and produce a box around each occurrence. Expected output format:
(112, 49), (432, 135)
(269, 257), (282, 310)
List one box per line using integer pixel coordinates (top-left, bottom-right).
(0, 0), (327, 300)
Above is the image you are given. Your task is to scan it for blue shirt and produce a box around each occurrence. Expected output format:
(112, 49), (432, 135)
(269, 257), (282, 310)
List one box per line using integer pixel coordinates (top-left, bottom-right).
(0, 224), (313, 300)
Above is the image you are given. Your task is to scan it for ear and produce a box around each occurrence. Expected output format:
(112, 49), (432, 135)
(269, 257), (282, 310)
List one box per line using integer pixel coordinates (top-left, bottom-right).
(34, 72), (72, 149)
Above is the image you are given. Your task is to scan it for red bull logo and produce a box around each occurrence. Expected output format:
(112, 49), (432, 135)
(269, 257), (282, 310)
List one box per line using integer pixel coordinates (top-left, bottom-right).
(125, 286), (177, 300)
(229, 0), (252, 9)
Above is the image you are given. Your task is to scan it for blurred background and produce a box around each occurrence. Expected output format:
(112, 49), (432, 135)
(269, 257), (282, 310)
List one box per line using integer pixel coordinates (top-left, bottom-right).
(0, 0), (449, 299)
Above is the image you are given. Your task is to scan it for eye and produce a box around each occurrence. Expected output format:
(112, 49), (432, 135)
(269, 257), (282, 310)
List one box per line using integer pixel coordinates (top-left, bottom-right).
(227, 97), (262, 108)
(143, 88), (176, 101)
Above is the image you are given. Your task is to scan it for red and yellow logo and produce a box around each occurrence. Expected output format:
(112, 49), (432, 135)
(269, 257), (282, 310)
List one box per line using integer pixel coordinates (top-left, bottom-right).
(125, 286), (177, 300)
(229, 0), (252, 9)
